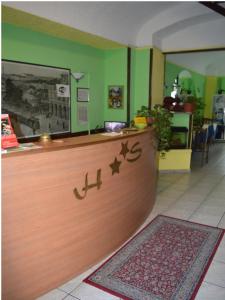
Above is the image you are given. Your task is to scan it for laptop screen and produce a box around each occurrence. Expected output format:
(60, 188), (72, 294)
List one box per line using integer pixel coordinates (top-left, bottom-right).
(104, 121), (127, 132)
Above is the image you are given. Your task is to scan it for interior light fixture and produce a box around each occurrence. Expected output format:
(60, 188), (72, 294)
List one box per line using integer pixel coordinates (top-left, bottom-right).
(71, 72), (85, 82)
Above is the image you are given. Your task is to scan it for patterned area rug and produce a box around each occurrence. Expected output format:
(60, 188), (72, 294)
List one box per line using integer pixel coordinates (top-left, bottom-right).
(84, 215), (224, 300)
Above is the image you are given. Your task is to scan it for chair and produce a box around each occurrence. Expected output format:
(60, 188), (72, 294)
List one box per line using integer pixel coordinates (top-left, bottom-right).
(207, 124), (215, 145)
(215, 124), (225, 140)
(192, 128), (209, 166)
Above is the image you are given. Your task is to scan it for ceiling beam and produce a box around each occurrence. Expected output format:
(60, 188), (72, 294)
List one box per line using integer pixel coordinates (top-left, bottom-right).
(200, 2), (225, 17)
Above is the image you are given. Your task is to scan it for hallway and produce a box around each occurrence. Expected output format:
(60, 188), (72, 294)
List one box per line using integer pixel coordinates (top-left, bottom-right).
(37, 143), (225, 300)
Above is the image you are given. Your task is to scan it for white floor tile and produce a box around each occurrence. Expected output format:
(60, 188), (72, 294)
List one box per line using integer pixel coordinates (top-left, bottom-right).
(194, 179), (217, 187)
(163, 208), (193, 220)
(70, 283), (120, 300)
(58, 270), (92, 293)
(216, 185), (225, 192)
(64, 295), (80, 300)
(172, 199), (201, 210)
(214, 236), (225, 264)
(150, 206), (166, 216)
(210, 190), (225, 198)
(143, 212), (159, 224)
(179, 191), (207, 201)
(204, 197), (225, 208)
(178, 193), (206, 203)
(204, 261), (225, 288)
(36, 289), (68, 300)
(218, 214), (225, 229)
(169, 184), (189, 192)
(158, 189), (184, 199)
(155, 196), (178, 208)
(189, 212), (223, 227)
(194, 205), (225, 216)
(187, 187), (212, 196)
(195, 282), (225, 300)
(200, 177), (222, 184)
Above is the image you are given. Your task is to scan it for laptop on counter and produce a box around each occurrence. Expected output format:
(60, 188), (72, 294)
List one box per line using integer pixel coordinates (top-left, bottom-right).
(104, 121), (127, 133)
(101, 121), (127, 136)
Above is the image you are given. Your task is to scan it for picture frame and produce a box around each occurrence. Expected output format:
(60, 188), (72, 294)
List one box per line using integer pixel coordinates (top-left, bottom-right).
(108, 86), (123, 109)
(77, 88), (89, 102)
(2, 59), (71, 139)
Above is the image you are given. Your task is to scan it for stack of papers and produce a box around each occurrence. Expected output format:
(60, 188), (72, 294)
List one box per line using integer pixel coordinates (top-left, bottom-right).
(101, 132), (123, 137)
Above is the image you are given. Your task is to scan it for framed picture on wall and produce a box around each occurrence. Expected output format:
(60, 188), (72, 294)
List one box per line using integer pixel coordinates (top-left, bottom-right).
(1, 59), (71, 140)
(77, 88), (89, 102)
(108, 86), (123, 109)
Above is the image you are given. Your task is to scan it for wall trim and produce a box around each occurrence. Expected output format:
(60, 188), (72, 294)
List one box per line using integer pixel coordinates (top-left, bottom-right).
(149, 48), (153, 108)
(127, 47), (131, 125)
(163, 47), (225, 55)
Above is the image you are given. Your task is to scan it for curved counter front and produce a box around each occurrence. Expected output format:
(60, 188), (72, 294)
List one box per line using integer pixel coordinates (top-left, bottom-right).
(2, 129), (157, 300)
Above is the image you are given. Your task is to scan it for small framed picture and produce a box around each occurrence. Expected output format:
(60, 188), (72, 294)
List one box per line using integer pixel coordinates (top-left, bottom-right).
(108, 86), (123, 109)
(77, 88), (89, 102)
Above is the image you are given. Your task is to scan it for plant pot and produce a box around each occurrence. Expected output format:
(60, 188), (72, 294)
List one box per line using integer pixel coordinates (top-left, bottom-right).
(135, 123), (147, 130)
(184, 102), (196, 113)
(146, 117), (154, 125)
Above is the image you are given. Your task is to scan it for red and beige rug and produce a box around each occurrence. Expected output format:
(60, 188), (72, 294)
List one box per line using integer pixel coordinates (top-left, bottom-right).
(84, 215), (224, 300)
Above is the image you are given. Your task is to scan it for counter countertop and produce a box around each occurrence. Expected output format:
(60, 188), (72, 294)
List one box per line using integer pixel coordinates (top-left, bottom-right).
(2, 128), (152, 158)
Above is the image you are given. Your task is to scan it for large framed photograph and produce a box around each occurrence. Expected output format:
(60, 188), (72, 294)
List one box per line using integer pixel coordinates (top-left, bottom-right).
(77, 88), (89, 102)
(108, 86), (123, 109)
(1, 60), (71, 139)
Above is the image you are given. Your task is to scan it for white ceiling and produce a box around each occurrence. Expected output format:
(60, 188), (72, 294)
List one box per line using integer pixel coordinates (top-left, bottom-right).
(166, 51), (225, 76)
(3, 1), (225, 51)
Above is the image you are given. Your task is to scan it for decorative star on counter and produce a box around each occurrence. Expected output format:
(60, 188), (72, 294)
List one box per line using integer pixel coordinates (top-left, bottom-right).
(109, 157), (122, 175)
(120, 141), (129, 159)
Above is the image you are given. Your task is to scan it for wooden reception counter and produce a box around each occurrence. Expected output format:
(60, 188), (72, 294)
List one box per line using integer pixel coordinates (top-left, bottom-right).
(2, 129), (157, 300)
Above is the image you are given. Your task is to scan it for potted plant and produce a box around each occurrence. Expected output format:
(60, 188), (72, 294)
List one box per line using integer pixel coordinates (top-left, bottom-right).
(136, 105), (154, 125)
(183, 95), (196, 113)
(150, 105), (173, 154)
(193, 97), (205, 128)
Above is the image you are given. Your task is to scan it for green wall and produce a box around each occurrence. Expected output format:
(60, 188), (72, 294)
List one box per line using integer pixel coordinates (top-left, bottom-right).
(192, 72), (206, 99)
(164, 62), (182, 97)
(172, 112), (190, 127)
(101, 48), (151, 124)
(164, 61), (206, 99)
(218, 77), (225, 91)
(103, 49), (128, 122)
(171, 112), (191, 145)
(2, 23), (105, 133)
(130, 49), (150, 120)
(2, 23), (154, 131)
(165, 61), (225, 119)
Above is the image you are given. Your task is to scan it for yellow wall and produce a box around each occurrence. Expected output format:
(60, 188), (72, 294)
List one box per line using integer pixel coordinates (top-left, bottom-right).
(2, 5), (125, 50)
(151, 47), (165, 107)
(158, 149), (192, 171)
(204, 76), (217, 119)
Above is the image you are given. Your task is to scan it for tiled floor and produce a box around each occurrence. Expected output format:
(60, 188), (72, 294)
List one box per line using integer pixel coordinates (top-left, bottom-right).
(37, 143), (225, 300)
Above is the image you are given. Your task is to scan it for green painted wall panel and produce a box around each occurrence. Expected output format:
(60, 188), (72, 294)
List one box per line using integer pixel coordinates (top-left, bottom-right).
(171, 112), (191, 146)
(165, 61), (207, 118)
(164, 61), (205, 99)
(191, 73), (205, 99)
(130, 49), (150, 121)
(2, 24), (154, 130)
(172, 112), (190, 127)
(164, 62), (182, 97)
(2, 23), (105, 132)
(103, 49), (128, 123)
(218, 77), (225, 91)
